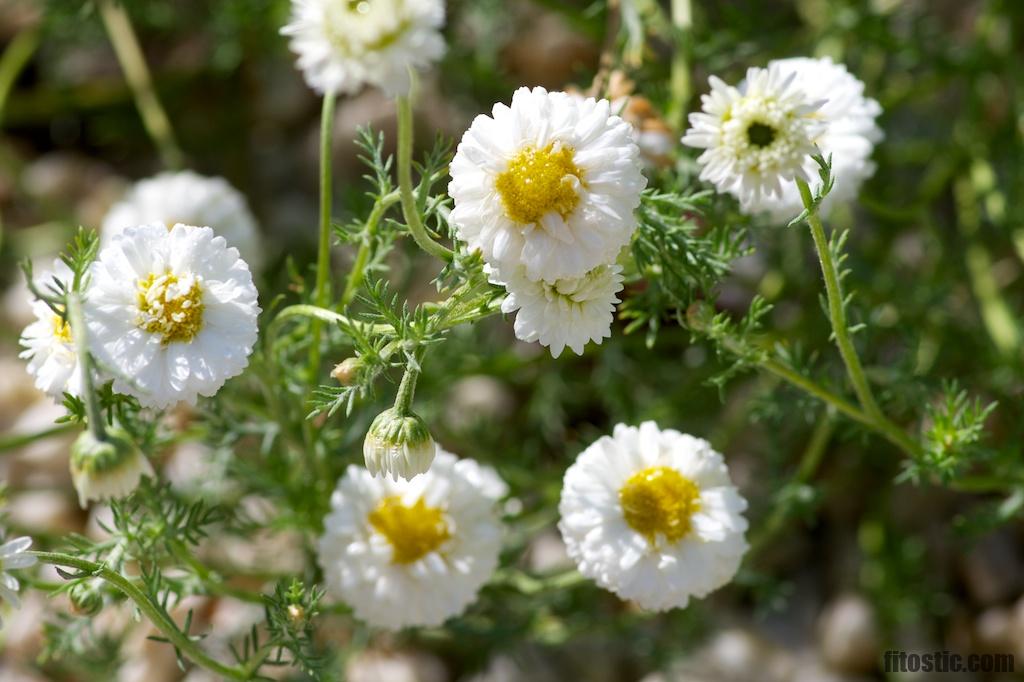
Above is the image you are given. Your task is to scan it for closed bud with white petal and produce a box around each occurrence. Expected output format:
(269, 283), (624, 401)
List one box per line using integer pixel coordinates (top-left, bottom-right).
(70, 429), (153, 508)
(363, 408), (436, 481)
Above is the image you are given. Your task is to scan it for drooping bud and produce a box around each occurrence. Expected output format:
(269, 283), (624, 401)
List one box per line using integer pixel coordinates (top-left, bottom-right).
(69, 428), (153, 508)
(330, 357), (364, 385)
(362, 408), (436, 481)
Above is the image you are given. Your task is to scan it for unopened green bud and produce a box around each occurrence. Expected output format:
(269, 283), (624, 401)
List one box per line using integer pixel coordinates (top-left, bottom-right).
(70, 429), (153, 508)
(330, 357), (364, 385)
(68, 580), (104, 616)
(363, 408), (436, 481)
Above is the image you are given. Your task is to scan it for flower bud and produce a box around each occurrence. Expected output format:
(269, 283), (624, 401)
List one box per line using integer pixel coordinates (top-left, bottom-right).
(363, 408), (436, 481)
(287, 603), (306, 627)
(68, 580), (104, 616)
(70, 428), (154, 508)
(330, 357), (364, 385)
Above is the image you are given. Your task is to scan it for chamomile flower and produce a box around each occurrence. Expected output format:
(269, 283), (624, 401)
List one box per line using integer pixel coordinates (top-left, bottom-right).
(742, 57), (883, 220)
(449, 87), (646, 281)
(281, 0), (446, 96)
(489, 262), (624, 358)
(19, 260), (82, 400)
(0, 535), (36, 627)
(102, 171), (263, 271)
(317, 449), (505, 629)
(559, 422), (749, 611)
(84, 224), (261, 409)
(682, 65), (825, 206)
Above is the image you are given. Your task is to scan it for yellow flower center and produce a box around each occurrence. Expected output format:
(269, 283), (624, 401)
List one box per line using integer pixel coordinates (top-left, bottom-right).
(368, 495), (451, 565)
(136, 272), (204, 344)
(51, 314), (72, 343)
(495, 142), (583, 225)
(619, 466), (701, 546)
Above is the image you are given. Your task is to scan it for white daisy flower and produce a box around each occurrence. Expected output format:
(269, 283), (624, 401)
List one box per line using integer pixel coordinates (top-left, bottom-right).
(682, 65), (826, 206)
(70, 429), (153, 508)
(84, 223), (261, 409)
(449, 87), (647, 281)
(741, 57), (883, 220)
(281, 0), (446, 96)
(102, 171), (263, 271)
(489, 262), (624, 358)
(19, 260), (82, 400)
(559, 421), (749, 611)
(0, 535), (36, 627)
(317, 448), (505, 629)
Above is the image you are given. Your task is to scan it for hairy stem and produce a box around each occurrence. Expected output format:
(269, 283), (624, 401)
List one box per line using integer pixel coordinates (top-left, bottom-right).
(340, 191), (401, 309)
(393, 363), (420, 415)
(32, 551), (254, 680)
(768, 356), (919, 456)
(308, 93), (337, 383)
(796, 178), (883, 421)
(689, 305), (920, 457)
(97, 0), (184, 169)
(396, 93), (452, 261)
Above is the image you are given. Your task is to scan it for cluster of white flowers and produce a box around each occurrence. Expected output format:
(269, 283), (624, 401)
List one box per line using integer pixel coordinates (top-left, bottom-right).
(319, 421), (749, 628)
(450, 87), (647, 357)
(683, 57), (881, 219)
(747, 57), (883, 220)
(18, 176), (262, 506)
(13, 9), (884, 637)
(20, 222), (261, 412)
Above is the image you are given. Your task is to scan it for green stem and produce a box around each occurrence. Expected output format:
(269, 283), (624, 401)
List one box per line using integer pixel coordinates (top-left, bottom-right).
(796, 179), (883, 421)
(393, 363), (420, 415)
(32, 551), (253, 680)
(0, 424), (75, 454)
(764, 354), (918, 457)
(339, 191), (400, 309)
(96, 0), (184, 169)
(308, 93), (337, 384)
(272, 296), (503, 340)
(689, 304), (919, 457)
(666, 0), (692, 130)
(66, 292), (106, 441)
(0, 25), (39, 127)
(396, 93), (452, 261)
(274, 304), (393, 336)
